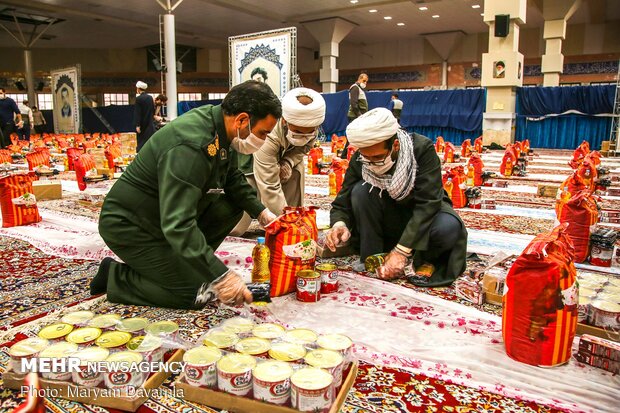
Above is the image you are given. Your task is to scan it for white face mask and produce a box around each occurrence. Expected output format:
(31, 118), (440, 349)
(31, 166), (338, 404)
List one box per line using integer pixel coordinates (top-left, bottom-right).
(286, 129), (316, 147)
(0, 93), (5, 99)
(359, 82), (367, 89)
(231, 119), (264, 154)
(367, 157), (395, 175)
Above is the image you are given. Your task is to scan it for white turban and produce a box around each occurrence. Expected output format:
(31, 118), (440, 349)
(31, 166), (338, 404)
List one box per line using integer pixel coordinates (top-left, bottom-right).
(346, 107), (399, 148)
(281, 87), (325, 127)
(135, 81), (148, 90)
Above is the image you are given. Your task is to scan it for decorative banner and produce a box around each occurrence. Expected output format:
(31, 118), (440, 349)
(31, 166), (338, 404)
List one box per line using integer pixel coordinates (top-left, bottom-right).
(229, 27), (297, 97)
(51, 65), (81, 134)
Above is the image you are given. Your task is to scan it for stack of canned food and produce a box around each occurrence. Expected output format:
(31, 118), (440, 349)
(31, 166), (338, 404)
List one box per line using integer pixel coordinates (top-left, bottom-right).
(296, 263), (339, 303)
(182, 317), (354, 412)
(8, 310), (180, 392)
(577, 273), (620, 330)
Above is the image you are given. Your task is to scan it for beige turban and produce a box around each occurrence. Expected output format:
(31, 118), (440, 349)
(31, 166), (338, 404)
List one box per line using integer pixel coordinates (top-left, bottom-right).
(281, 87), (326, 127)
(346, 107), (399, 148)
(135, 81), (148, 90)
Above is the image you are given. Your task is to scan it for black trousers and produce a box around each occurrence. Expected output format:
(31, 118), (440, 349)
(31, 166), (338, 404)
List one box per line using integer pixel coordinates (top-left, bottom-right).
(350, 181), (461, 261)
(1, 122), (15, 148)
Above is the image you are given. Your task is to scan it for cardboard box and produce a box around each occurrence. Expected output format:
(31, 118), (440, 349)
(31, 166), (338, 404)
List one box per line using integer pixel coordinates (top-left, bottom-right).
(574, 352), (620, 374)
(578, 334), (620, 361)
(2, 349), (184, 412)
(493, 180), (508, 188)
(32, 180), (62, 200)
(537, 184), (559, 198)
(96, 168), (115, 177)
(576, 323), (620, 342)
(484, 291), (503, 306)
(120, 133), (137, 156)
(175, 362), (358, 413)
(607, 188), (620, 197)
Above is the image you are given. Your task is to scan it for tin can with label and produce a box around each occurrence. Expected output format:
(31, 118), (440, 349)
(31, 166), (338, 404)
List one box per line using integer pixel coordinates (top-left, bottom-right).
(38, 323), (74, 342)
(8, 337), (49, 374)
(252, 323), (285, 340)
(203, 329), (239, 350)
(88, 314), (122, 330)
(290, 367), (334, 413)
(61, 310), (95, 326)
(183, 346), (222, 388)
(296, 270), (321, 302)
(578, 295), (593, 324)
(217, 353), (256, 396)
(253, 360), (293, 405)
(591, 300), (620, 329)
(144, 320), (179, 338)
(235, 337), (272, 358)
(317, 333), (353, 361)
(104, 351), (146, 391)
(284, 328), (318, 345)
(66, 327), (102, 346)
(72, 346), (110, 387)
(96, 331), (132, 350)
(316, 263), (339, 294)
(127, 335), (165, 363)
(221, 317), (255, 334)
(269, 342), (307, 363)
(39, 342), (78, 381)
(304, 349), (344, 387)
(116, 317), (148, 334)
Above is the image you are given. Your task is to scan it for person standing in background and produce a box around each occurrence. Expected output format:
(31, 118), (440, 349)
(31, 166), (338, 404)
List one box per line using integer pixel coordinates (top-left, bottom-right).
(32, 106), (47, 134)
(388, 93), (404, 123)
(18, 100), (34, 141)
(342, 72), (369, 158)
(133, 81), (155, 152)
(0, 88), (22, 149)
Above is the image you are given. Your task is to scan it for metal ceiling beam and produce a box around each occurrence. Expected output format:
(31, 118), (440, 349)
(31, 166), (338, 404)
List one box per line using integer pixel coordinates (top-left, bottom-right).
(287, 0), (411, 23)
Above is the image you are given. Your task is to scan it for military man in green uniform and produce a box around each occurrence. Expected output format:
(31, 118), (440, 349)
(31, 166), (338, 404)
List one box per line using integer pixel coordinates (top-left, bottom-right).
(325, 108), (467, 287)
(92, 81), (281, 309)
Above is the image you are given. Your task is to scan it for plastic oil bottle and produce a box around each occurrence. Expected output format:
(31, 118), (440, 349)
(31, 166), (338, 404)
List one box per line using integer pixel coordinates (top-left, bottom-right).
(251, 237), (271, 284)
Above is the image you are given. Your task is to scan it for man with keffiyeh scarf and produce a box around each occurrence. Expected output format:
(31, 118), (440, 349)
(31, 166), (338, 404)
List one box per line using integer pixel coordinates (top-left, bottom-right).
(325, 108), (467, 287)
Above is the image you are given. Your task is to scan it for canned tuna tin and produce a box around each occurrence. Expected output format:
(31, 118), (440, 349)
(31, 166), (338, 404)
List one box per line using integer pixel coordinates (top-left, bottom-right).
(284, 328), (318, 344)
(253, 360), (293, 405)
(88, 314), (122, 330)
(304, 349), (344, 387)
(72, 346), (110, 387)
(61, 310), (95, 326)
(116, 317), (148, 334)
(316, 263), (339, 294)
(221, 317), (255, 334)
(290, 367), (334, 413)
(104, 351), (146, 391)
(38, 323), (74, 341)
(39, 342), (78, 381)
(144, 320), (179, 338)
(317, 333), (353, 360)
(252, 323), (285, 339)
(203, 329), (239, 350)
(269, 342), (307, 363)
(8, 337), (49, 374)
(235, 337), (272, 357)
(183, 346), (222, 388)
(578, 295), (592, 324)
(66, 327), (102, 346)
(217, 353), (257, 396)
(96, 331), (132, 349)
(296, 270), (321, 302)
(127, 335), (165, 363)
(590, 300), (620, 329)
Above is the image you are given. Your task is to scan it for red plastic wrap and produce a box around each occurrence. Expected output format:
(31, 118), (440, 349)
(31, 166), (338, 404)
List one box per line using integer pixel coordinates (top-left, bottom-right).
(556, 190), (599, 263)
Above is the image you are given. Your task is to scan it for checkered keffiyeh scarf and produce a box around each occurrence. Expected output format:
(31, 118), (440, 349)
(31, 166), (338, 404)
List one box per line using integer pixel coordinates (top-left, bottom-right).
(361, 129), (417, 201)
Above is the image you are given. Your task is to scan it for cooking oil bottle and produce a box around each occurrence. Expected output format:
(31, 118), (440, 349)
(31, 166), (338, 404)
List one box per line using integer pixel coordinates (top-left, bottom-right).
(251, 237), (271, 284)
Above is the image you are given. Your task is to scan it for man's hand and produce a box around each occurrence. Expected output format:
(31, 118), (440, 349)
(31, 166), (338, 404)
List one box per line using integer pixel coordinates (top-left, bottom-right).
(376, 249), (409, 280)
(258, 208), (277, 227)
(154, 115), (162, 122)
(279, 162), (292, 182)
(136, 126), (141, 134)
(212, 271), (253, 306)
(325, 222), (351, 252)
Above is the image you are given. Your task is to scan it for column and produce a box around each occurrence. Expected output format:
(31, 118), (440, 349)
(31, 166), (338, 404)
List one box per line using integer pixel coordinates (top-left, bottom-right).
(424, 32), (464, 90)
(302, 18), (356, 93)
(481, 0), (527, 146)
(541, 0), (582, 86)
(163, 13), (178, 120)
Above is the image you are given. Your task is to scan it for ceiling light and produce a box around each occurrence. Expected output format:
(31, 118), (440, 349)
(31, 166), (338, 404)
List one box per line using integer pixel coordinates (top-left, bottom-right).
(397, 22), (405, 26)
(369, 9), (377, 13)
(419, 6), (428, 11)
(384, 16), (392, 20)
(472, 4), (480, 9)
(350, 0), (358, 3)
(432, 15), (439, 18)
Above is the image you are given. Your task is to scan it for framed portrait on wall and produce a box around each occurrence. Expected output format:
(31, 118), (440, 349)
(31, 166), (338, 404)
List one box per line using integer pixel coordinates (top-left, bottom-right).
(51, 65), (81, 134)
(229, 27), (297, 97)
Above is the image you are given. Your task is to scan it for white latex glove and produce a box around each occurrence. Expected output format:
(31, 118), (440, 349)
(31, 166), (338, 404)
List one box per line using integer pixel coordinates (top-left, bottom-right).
(279, 161), (293, 182)
(325, 222), (351, 252)
(377, 249), (409, 280)
(258, 208), (277, 227)
(212, 271), (253, 306)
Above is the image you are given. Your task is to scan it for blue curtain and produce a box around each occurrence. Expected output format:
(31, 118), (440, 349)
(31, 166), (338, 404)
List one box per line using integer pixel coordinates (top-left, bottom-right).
(178, 99), (223, 115)
(405, 126), (481, 146)
(515, 85), (615, 149)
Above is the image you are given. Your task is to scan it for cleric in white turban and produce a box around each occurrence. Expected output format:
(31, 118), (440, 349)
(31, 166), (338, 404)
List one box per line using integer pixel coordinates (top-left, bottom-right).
(230, 87), (327, 236)
(325, 107), (468, 288)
